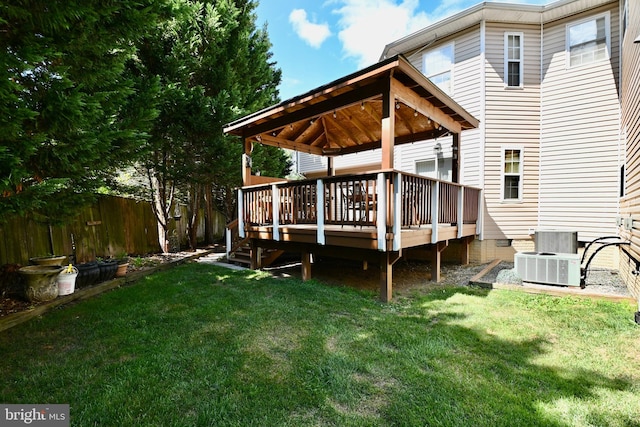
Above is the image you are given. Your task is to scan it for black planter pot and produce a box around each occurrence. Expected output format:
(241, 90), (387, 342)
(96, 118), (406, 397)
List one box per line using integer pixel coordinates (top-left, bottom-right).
(76, 262), (100, 288)
(98, 260), (118, 282)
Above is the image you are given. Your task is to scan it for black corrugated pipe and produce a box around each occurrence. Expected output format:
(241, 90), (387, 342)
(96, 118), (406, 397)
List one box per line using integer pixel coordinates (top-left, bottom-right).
(580, 237), (629, 287)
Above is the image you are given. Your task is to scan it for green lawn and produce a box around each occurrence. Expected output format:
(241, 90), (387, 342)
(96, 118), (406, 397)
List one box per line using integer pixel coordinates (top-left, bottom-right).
(1, 263), (638, 426)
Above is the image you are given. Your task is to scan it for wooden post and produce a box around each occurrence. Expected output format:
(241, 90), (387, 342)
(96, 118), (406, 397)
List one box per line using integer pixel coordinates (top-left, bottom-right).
(452, 133), (460, 184)
(327, 157), (335, 176)
(301, 251), (312, 281)
(381, 82), (395, 169)
(242, 139), (253, 186)
(461, 236), (473, 265)
(250, 239), (262, 270)
(380, 252), (393, 302)
(430, 241), (448, 282)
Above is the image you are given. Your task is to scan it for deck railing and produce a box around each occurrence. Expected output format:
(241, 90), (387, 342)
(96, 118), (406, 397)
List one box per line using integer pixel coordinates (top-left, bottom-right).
(239, 171), (481, 249)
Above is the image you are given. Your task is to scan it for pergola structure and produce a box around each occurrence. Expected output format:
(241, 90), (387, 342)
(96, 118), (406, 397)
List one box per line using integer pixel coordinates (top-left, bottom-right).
(224, 54), (480, 301)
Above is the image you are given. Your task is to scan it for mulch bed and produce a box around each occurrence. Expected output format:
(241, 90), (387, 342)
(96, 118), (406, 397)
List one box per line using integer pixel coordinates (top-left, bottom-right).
(0, 249), (221, 319)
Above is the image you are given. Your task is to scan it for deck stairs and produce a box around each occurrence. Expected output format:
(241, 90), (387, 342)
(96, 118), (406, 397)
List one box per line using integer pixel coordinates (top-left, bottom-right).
(226, 219), (284, 268)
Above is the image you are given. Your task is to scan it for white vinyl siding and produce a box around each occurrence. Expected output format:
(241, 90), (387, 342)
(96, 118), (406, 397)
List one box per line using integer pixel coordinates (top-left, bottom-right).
(483, 23), (541, 240)
(504, 32), (524, 87)
(541, 5), (620, 241)
(567, 12), (610, 68)
(401, 28), (482, 187)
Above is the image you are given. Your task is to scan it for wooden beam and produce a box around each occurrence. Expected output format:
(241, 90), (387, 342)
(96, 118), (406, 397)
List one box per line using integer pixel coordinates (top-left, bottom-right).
(336, 127), (448, 156)
(338, 109), (377, 142)
(255, 134), (325, 156)
(242, 83), (386, 138)
(327, 113), (361, 146)
(391, 78), (462, 134)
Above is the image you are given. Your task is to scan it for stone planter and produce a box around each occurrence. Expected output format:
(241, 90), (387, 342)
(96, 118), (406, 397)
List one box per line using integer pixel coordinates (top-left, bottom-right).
(29, 255), (67, 266)
(19, 265), (63, 302)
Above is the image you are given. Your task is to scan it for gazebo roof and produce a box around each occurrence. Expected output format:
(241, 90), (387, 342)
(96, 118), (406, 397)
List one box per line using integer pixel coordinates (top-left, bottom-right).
(224, 54), (479, 157)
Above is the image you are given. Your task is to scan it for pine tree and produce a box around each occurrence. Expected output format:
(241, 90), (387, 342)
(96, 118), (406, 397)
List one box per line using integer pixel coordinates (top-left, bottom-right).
(134, 0), (288, 251)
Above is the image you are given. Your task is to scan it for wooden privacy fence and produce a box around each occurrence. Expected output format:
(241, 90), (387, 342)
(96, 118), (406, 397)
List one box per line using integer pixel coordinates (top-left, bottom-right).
(0, 195), (226, 266)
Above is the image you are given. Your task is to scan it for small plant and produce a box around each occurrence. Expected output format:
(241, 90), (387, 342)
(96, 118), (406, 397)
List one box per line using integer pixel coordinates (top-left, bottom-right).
(116, 251), (129, 265)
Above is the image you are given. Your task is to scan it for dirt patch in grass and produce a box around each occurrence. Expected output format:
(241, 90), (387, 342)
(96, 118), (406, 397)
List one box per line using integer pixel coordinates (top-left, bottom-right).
(265, 257), (490, 295)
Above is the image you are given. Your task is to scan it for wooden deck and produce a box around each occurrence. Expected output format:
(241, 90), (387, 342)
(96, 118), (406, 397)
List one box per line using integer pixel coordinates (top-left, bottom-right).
(230, 170), (482, 301)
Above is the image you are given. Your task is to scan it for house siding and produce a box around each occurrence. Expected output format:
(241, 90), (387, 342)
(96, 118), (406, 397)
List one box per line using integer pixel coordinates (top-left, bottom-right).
(619, 0), (640, 300)
(482, 23), (541, 240)
(399, 26), (483, 185)
(540, 4), (621, 242)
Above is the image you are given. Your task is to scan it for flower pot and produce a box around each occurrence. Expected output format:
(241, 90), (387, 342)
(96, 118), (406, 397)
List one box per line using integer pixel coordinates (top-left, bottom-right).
(97, 260), (118, 282)
(57, 265), (78, 296)
(76, 262), (100, 288)
(115, 262), (129, 277)
(19, 265), (63, 302)
(29, 255), (67, 266)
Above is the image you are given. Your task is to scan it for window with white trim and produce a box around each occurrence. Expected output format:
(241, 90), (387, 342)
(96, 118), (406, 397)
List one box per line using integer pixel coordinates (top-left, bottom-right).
(504, 32), (523, 87)
(502, 148), (523, 201)
(422, 43), (454, 94)
(567, 13), (610, 68)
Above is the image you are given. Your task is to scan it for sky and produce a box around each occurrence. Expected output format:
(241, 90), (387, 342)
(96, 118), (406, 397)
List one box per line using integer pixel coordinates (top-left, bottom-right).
(255, 0), (550, 101)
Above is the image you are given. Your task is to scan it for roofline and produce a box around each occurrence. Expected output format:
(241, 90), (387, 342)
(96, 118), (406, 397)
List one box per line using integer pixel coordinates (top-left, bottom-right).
(380, 0), (617, 60)
(224, 55), (400, 133)
(224, 54), (479, 135)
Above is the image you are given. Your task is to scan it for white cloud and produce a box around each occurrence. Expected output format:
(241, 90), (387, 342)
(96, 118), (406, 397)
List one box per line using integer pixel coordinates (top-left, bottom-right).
(289, 9), (332, 48)
(331, 0), (432, 68)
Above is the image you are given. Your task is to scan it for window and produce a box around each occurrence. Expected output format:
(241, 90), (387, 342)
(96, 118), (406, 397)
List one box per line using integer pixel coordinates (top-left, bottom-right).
(622, 0), (628, 38)
(504, 32), (523, 87)
(502, 148), (522, 201)
(416, 157), (452, 181)
(422, 43), (454, 94)
(567, 13), (610, 67)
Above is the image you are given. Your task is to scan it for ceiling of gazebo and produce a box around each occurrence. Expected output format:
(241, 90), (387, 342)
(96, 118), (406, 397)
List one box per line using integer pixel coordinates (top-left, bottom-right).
(224, 55), (479, 157)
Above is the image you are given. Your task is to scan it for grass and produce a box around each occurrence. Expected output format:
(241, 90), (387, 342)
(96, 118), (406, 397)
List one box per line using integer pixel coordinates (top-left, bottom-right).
(1, 263), (639, 426)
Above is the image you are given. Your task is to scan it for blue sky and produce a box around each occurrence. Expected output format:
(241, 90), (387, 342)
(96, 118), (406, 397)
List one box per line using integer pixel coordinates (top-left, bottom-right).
(255, 0), (550, 101)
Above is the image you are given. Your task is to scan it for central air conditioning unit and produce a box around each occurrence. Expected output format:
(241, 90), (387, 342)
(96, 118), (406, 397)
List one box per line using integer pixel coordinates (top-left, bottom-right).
(514, 252), (581, 287)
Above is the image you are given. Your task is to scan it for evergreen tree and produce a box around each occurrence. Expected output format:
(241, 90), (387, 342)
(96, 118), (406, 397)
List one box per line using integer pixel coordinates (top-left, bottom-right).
(135, 0), (288, 251)
(0, 0), (163, 222)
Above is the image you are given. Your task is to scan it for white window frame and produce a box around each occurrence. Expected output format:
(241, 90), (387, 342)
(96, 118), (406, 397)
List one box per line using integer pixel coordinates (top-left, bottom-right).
(500, 146), (524, 203)
(565, 12), (610, 69)
(422, 42), (454, 95)
(504, 32), (524, 88)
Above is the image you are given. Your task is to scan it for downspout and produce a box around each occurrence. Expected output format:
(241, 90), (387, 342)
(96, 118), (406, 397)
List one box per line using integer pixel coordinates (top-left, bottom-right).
(538, 12), (544, 233)
(479, 19), (486, 241)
